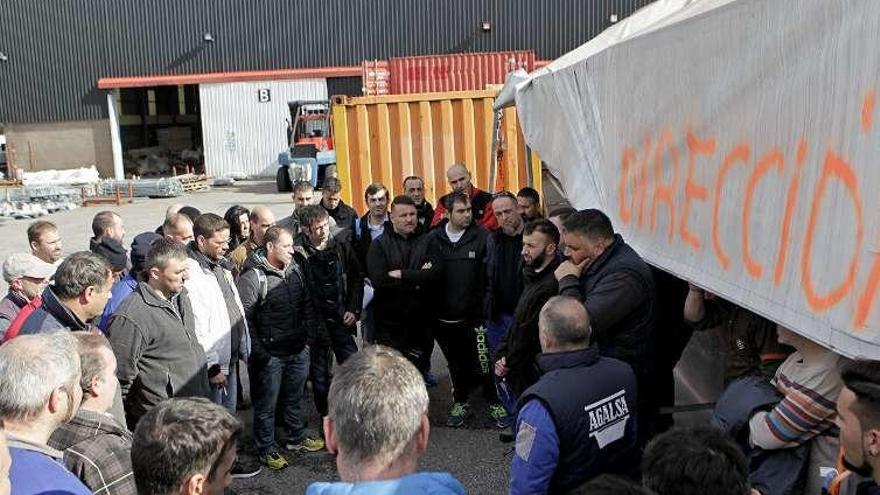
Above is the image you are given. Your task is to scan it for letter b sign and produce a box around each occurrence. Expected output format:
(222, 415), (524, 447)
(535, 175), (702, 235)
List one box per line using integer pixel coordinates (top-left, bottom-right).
(257, 89), (271, 103)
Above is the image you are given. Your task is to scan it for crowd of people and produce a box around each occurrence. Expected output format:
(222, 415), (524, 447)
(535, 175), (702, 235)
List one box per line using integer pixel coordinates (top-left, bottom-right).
(0, 162), (878, 495)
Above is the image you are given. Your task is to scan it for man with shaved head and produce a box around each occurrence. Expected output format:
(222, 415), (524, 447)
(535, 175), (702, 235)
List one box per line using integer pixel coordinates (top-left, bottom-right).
(510, 296), (639, 494)
(163, 213), (195, 245)
(228, 206), (275, 276)
(430, 163), (497, 230)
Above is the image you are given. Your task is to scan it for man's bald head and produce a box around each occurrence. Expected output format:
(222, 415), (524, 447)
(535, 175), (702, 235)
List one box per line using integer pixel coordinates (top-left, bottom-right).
(163, 213), (194, 244)
(446, 163), (472, 194)
(538, 296), (591, 352)
(249, 207), (276, 246)
(164, 203), (184, 220)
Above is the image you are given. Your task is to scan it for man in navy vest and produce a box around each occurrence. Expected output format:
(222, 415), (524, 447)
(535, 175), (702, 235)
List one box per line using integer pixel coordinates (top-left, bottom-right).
(509, 296), (639, 494)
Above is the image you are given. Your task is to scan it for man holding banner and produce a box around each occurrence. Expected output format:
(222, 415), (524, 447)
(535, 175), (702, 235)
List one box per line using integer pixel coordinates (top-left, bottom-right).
(554, 209), (658, 443)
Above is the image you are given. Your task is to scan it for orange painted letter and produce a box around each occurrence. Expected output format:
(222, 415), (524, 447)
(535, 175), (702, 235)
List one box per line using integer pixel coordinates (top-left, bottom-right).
(800, 151), (863, 311)
(619, 147), (638, 224)
(712, 144), (750, 271)
(773, 140), (806, 285)
(741, 149), (784, 279)
(650, 130), (680, 241)
(680, 131), (715, 251)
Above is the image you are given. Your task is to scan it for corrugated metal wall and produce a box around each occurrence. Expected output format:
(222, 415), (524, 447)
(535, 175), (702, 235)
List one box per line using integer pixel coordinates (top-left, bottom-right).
(332, 90), (541, 213)
(199, 79), (327, 178)
(0, 0), (654, 123)
(388, 51), (535, 94)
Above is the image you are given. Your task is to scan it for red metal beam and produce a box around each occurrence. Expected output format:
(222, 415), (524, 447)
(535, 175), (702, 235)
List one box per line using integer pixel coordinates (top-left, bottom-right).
(97, 66), (363, 89)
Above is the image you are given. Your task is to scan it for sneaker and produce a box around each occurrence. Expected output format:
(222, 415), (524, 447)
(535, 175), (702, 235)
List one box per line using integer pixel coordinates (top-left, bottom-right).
(230, 458), (262, 479)
(447, 402), (471, 427)
(422, 371), (438, 388)
(286, 436), (326, 452)
(258, 452), (289, 470)
(489, 404), (512, 429)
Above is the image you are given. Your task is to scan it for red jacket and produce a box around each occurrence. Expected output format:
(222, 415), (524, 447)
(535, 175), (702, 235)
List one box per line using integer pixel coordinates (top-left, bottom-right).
(431, 186), (497, 230)
(4, 294), (43, 342)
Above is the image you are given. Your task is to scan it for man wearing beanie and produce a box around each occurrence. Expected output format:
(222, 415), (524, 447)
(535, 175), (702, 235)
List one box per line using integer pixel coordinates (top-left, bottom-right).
(89, 211), (129, 279)
(98, 232), (162, 332)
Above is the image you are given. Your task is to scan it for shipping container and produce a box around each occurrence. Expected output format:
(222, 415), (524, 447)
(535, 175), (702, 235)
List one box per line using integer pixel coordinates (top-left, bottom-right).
(362, 52), (536, 96)
(362, 60), (391, 96)
(332, 89), (541, 213)
(390, 51), (535, 94)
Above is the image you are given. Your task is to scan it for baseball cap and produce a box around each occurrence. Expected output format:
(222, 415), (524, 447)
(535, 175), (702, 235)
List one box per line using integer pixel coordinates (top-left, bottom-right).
(2, 253), (57, 283)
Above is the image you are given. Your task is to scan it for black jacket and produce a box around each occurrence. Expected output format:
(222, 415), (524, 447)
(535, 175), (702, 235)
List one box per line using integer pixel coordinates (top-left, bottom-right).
(558, 234), (656, 373)
(431, 221), (490, 321)
(237, 249), (316, 357)
(323, 200), (358, 233)
(416, 200), (434, 228)
(486, 229), (524, 320)
(497, 258), (560, 397)
(352, 213), (388, 268)
(367, 224), (442, 340)
(19, 285), (92, 336)
(294, 235), (364, 343)
(107, 282), (210, 427)
(89, 236), (129, 273)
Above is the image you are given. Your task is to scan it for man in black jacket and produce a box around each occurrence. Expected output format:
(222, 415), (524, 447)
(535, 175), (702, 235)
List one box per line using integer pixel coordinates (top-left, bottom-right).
(353, 182), (389, 345)
(431, 191), (500, 427)
(295, 205), (363, 421)
(367, 195), (441, 372)
(495, 219), (561, 410)
(320, 177), (358, 234)
(107, 238), (210, 428)
(404, 175), (434, 228)
(237, 226), (324, 470)
(485, 192), (525, 355)
(554, 208), (658, 443)
(89, 211), (128, 278)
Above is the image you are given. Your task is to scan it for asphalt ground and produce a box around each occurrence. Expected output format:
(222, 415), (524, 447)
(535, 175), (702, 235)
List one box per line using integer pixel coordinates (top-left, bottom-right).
(231, 345), (514, 494)
(0, 179), (717, 493)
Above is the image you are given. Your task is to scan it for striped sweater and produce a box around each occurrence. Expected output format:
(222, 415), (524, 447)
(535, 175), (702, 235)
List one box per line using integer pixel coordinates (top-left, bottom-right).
(749, 350), (844, 448)
(749, 349), (847, 494)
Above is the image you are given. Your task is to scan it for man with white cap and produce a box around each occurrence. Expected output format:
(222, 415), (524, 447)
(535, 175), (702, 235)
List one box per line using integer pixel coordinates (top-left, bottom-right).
(0, 253), (55, 338)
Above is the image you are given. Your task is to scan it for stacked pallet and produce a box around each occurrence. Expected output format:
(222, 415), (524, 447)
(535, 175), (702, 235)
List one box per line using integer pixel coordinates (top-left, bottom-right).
(176, 174), (210, 193)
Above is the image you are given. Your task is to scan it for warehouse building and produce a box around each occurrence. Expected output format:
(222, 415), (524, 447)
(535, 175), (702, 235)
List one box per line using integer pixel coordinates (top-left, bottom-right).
(0, 0), (653, 179)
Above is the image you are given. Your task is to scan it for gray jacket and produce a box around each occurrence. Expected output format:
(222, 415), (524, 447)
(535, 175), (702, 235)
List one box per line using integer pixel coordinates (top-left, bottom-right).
(107, 281), (210, 426)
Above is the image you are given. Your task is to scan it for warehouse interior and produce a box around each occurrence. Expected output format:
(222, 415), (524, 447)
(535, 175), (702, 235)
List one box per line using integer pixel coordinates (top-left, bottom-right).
(116, 85), (204, 177)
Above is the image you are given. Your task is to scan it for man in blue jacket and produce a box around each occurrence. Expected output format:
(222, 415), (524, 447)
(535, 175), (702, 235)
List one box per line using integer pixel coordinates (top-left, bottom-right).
(306, 345), (466, 495)
(510, 296), (639, 494)
(1, 332), (91, 495)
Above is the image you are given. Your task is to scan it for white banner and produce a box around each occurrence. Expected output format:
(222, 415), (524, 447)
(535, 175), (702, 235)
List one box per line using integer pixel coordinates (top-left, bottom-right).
(513, 0), (880, 358)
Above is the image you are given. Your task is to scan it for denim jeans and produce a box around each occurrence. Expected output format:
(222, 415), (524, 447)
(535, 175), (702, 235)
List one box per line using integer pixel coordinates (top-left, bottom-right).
(248, 347), (310, 455)
(310, 325), (359, 417)
(209, 361), (238, 413)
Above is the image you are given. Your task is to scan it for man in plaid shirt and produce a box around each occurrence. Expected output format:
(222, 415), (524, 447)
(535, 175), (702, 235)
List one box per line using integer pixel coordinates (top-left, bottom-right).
(49, 333), (135, 495)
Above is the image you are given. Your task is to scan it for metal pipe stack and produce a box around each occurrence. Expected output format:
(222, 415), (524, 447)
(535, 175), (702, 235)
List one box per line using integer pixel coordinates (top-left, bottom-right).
(100, 177), (184, 198)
